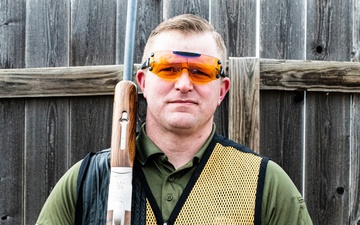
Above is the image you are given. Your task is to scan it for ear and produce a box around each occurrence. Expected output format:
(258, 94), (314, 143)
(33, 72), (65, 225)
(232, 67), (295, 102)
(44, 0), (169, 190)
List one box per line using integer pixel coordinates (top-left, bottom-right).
(136, 70), (147, 98)
(218, 77), (230, 106)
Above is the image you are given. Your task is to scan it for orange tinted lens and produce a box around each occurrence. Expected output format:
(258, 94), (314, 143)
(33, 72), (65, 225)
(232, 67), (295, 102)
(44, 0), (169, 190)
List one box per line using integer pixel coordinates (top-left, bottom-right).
(149, 51), (221, 83)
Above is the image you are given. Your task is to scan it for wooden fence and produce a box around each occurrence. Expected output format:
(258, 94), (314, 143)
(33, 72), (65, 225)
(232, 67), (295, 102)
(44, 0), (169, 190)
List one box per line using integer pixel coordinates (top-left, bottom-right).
(1, 0), (360, 224)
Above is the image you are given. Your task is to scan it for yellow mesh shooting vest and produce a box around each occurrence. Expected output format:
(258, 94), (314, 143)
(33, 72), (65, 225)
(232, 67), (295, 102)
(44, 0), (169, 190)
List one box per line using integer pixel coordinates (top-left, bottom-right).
(145, 143), (264, 224)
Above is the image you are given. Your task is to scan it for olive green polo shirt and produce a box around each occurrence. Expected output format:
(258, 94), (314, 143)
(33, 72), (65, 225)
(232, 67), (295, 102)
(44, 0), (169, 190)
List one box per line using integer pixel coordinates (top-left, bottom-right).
(36, 124), (313, 225)
(136, 124), (215, 221)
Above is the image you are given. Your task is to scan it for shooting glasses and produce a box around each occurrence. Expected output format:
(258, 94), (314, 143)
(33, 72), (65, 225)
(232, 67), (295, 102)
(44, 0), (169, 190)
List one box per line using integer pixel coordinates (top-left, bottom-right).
(141, 51), (226, 84)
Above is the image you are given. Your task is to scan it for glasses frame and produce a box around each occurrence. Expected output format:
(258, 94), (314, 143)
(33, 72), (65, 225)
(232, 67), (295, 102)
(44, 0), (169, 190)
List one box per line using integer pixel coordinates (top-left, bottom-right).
(141, 51), (226, 83)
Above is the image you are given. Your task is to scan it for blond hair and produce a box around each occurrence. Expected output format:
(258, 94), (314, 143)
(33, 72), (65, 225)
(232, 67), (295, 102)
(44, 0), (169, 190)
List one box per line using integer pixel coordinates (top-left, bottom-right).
(142, 14), (227, 63)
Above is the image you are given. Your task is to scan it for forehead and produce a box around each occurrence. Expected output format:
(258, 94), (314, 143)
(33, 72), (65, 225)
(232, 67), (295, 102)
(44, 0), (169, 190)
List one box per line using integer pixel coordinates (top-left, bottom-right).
(148, 31), (221, 60)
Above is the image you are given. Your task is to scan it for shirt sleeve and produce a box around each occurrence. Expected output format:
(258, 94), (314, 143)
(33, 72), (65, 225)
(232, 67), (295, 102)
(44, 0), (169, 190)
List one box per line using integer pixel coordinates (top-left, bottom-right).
(261, 160), (313, 225)
(36, 160), (82, 225)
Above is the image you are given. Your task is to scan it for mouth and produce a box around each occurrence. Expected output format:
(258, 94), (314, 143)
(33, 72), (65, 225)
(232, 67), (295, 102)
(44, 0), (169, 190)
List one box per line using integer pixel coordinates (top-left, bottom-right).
(169, 99), (198, 105)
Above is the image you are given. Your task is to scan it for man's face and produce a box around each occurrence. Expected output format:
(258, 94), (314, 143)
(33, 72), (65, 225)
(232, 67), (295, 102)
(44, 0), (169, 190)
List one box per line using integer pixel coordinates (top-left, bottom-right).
(136, 31), (230, 135)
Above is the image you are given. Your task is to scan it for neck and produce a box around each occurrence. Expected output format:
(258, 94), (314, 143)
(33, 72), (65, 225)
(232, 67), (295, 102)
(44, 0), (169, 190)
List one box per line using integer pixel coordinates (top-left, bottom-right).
(145, 121), (213, 169)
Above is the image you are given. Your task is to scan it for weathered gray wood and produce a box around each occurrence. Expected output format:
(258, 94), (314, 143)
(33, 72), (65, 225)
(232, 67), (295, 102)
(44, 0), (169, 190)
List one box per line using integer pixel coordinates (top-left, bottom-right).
(306, 0), (352, 61)
(228, 57), (260, 152)
(260, 59), (360, 93)
(163, 0), (209, 20)
(3, 60), (360, 98)
(210, 0), (258, 136)
(25, 0), (69, 67)
(0, 65), (140, 98)
(211, 0), (257, 57)
(129, 0), (162, 64)
(259, 90), (304, 191)
(350, 94), (360, 224)
(0, 0), (26, 69)
(70, 0), (117, 66)
(258, 0), (306, 195)
(69, 96), (113, 165)
(0, 99), (25, 225)
(305, 92), (350, 225)
(24, 98), (70, 225)
(305, 2), (353, 224)
(211, 0), (257, 136)
(260, 0), (305, 60)
(352, 0), (360, 62)
(351, 19), (360, 218)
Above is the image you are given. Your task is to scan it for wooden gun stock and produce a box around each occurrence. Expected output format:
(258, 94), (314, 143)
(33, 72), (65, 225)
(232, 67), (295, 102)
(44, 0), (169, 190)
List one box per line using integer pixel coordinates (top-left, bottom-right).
(106, 80), (137, 225)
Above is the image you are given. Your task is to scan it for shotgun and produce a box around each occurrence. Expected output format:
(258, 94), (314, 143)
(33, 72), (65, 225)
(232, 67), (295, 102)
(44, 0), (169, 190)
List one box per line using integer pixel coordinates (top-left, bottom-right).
(106, 0), (138, 224)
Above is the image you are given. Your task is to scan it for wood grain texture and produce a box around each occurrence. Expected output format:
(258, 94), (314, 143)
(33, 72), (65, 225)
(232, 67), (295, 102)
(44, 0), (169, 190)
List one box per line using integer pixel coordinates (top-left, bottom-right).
(305, 1), (353, 224)
(352, 0), (360, 62)
(0, 0), (26, 69)
(132, 0), (162, 64)
(70, 0), (117, 66)
(0, 65), (140, 98)
(210, 0), (257, 135)
(211, 0), (257, 57)
(110, 81), (137, 167)
(69, 96), (113, 165)
(260, 59), (360, 93)
(0, 99), (25, 225)
(258, 0), (306, 195)
(24, 98), (70, 224)
(3, 60), (360, 98)
(306, 0), (352, 61)
(163, 0), (209, 20)
(350, 94), (360, 224)
(25, 0), (69, 67)
(305, 92), (350, 225)
(259, 90), (304, 192)
(260, 0), (305, 59)
(228, 57), (260, 152)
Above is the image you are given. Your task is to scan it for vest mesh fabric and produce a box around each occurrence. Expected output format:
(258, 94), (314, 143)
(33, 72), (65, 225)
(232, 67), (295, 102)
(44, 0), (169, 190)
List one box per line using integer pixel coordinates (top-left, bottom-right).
(145, 143), (262, 224)
(145, 198), (157, 224)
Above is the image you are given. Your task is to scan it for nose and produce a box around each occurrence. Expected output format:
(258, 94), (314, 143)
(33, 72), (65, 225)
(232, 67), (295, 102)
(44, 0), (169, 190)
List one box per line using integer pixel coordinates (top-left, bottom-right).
(174, 69), (193, 92)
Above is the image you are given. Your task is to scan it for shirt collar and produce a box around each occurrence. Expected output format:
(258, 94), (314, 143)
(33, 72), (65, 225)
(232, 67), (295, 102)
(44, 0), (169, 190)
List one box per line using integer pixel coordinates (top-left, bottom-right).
(136, 123), (216, 166)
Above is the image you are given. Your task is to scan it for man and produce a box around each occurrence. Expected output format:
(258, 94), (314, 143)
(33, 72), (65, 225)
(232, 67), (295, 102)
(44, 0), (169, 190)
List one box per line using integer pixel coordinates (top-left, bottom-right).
(36, 14), (312, 224)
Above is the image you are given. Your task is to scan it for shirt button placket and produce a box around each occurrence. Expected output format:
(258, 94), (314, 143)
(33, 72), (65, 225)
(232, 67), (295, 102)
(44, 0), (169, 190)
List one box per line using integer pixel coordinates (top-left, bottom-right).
(166, 193), (173, 201)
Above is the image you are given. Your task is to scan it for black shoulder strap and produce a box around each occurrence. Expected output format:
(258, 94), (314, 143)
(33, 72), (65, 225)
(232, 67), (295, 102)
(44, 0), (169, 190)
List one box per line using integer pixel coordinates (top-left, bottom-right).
(74, 152), (95, 225)
(254, 157), (269, 225)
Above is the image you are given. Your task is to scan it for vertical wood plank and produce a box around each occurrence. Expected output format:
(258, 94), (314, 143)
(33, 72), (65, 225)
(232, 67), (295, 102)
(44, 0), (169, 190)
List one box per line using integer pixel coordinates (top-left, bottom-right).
(258, 0), (306, 193)
(211, 0), (257, 136)
(25, 0), (70, 67)
(0, 99), (25, 225)
(305, 1), (352, 224)
(24, 98), (70, 225)
(352, 0), (360, 62)
(163, 0), (209, 20)
(24, 1), (71, 224)
(350, 2), (360, 223)
(69, 0), (117, 165)
(0, 1), (26, 223)
(69, 96), (113, 165)
(117, 0), (162, 65)
(228, 57), (260, 152)
(211, 0), (257, 57)
(70, 0), (117, 66)
(259, 90), (304, 191)
(0, 0), (26, 69)
(350, 94), (360, 224)
(305, 92), (350, 225)
(306, 0), (352, 61)
(260, 0), (305, 60)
